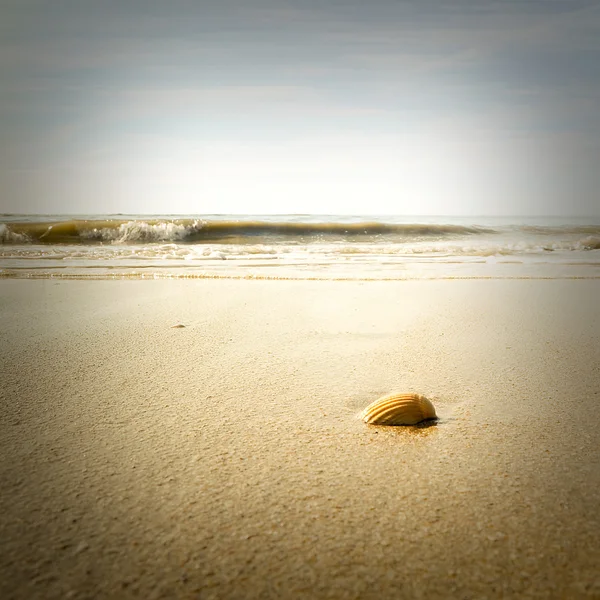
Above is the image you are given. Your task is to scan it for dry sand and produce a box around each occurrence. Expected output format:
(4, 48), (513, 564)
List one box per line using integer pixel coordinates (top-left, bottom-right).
(1, 278), (599, 599)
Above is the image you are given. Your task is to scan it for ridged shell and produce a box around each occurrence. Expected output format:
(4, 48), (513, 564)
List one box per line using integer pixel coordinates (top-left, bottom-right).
(361, 393), (437, 425)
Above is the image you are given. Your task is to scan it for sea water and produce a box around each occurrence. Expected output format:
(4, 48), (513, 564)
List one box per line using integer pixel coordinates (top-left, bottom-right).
(1, 214), (599, 280)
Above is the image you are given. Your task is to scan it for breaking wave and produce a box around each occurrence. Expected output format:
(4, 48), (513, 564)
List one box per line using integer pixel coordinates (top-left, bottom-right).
(0, 219), (494, 245)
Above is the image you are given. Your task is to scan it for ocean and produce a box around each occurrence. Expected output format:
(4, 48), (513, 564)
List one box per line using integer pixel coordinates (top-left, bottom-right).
(1, 214), (599, 280)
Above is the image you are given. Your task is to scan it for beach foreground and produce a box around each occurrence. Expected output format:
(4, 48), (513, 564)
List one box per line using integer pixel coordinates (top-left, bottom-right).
(1, 279), (599, 599)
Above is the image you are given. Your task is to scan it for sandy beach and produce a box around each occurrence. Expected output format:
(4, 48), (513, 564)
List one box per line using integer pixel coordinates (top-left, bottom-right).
(1, 278), (599, 599)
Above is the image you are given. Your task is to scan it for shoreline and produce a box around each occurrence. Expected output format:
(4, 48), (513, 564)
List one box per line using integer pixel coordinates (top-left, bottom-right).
(1, 279), (599, 599)
(2, 268), (600, 281)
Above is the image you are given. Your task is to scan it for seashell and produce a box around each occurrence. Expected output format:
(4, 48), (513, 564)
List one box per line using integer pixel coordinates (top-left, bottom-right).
(361, 393), (436, 425)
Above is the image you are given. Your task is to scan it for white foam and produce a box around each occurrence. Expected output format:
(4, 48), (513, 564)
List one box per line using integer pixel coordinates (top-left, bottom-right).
(78, 220), (205, 244)
(0, 224), (30, 244)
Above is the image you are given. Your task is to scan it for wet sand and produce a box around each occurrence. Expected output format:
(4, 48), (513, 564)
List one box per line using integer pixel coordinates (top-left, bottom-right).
(1, 279), (599, 599)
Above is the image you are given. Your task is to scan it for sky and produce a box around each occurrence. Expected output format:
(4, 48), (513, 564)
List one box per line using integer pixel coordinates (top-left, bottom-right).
(1, 0), (600, 216)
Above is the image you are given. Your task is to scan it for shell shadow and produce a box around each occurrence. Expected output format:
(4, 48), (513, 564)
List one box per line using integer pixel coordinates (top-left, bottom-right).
(362, 416), (440, 437)
(412, 417), (439, 430)
(381, 417), (440, 439)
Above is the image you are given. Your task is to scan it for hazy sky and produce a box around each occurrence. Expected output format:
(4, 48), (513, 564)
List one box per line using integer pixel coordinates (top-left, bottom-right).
(1, 0), (600, 215)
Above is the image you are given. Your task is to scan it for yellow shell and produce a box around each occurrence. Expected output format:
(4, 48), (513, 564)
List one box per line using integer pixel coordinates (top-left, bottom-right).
(361, 393), (437, 425)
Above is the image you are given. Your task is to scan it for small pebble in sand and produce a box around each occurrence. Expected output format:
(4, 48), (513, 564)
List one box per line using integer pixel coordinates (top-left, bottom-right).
(171, 324), (186, 328)
(361, 392), (437, 425)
